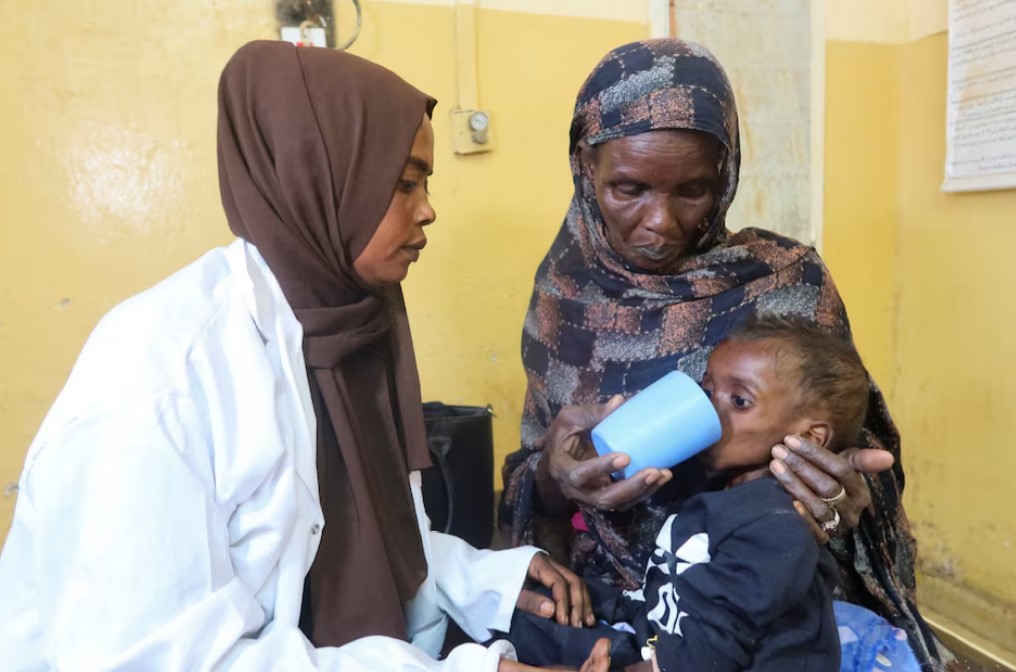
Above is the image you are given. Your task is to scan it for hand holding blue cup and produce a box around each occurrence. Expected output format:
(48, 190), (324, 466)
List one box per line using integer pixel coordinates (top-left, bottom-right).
(591, 371), (722, 481)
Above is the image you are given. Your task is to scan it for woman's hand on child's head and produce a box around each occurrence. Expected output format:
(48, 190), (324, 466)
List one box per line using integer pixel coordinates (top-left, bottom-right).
(516, 553), (595, 627)
(770, 435), (894, 543)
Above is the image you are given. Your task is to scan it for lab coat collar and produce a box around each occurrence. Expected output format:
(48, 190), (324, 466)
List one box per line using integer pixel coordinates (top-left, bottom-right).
(227, 239), (320, 509)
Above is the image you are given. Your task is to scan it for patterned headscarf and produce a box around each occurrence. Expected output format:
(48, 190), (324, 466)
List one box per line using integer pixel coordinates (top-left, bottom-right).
(500, 39), (947, 669)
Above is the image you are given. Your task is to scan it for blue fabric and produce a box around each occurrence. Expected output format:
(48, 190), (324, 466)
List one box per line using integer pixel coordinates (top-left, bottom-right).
(835, 601), (922, 672)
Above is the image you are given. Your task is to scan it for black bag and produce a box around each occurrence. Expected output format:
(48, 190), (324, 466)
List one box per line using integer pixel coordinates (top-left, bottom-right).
(420, 402), (495, 550)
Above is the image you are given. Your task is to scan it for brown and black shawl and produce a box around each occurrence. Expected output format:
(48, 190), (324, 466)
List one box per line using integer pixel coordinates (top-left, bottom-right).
(499, 39), (949, 669)
(217, 41), (435, 647)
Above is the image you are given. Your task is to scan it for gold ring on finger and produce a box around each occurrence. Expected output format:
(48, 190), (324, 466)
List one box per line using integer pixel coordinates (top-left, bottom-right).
(820, 486), (848, 507)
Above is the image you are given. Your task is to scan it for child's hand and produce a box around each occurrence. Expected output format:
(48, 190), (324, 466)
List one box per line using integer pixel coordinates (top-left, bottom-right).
(579, 638), (611, 672)
(516, 553), (595, 627)
(498, 638), (611, 672)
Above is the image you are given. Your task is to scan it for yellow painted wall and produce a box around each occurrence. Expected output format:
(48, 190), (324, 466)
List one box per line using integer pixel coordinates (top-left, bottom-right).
(0, 1), (275, 538)
(825, 0), (909, 44)
(823, 0), (1016, 655)
(0, 1), (647, 540)
(895, 32), (1016, 649)
(821, 41), (899, 395)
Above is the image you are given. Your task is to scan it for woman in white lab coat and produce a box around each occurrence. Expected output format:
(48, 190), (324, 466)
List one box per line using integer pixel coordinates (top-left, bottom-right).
(0, 41), (610, 672)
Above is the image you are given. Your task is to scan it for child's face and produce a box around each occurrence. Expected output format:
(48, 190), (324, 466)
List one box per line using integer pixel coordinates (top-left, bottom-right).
(699, 338), (808, 472)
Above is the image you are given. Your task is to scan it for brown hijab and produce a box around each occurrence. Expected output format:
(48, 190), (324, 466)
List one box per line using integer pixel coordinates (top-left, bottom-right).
(217, 41), (435, 646)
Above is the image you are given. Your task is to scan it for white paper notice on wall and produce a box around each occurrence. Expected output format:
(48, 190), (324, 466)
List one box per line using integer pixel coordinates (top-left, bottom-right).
(943, 0), (1016, 192)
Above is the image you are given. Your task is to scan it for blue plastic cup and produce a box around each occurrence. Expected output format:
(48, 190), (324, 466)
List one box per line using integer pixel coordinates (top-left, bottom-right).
(591, 371), (722, 481)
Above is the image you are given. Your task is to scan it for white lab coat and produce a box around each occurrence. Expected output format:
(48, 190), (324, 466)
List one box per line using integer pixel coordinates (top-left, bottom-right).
(0, 240), (540, 671)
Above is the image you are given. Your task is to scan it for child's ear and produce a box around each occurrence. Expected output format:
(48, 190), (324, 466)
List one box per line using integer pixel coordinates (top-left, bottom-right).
(799, 420), (834, 449)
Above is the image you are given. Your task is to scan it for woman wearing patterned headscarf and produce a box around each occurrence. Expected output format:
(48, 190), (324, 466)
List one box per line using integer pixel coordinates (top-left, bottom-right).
(0, 41), (609, 672)
(500, 39), (951, 669)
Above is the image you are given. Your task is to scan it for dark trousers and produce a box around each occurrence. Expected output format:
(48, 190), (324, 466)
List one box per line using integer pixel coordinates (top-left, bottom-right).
(500, 580), (646, 670)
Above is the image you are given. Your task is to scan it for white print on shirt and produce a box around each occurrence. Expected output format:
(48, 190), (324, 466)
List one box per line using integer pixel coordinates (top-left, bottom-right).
(643, 516), (711, 637)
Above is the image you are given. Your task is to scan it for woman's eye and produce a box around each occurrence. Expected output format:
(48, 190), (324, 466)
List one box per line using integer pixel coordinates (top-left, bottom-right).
(615, 183), (644, 197)
(679, 184), (709, 199)
(731, 395), (751, 409)
(398, 179), (417, 194)
(702, 387), (713, 399)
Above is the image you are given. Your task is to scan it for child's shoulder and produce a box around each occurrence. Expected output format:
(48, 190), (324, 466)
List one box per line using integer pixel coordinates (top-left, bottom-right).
(686, 478), (809, 543)
(696, 476), (792, 512)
